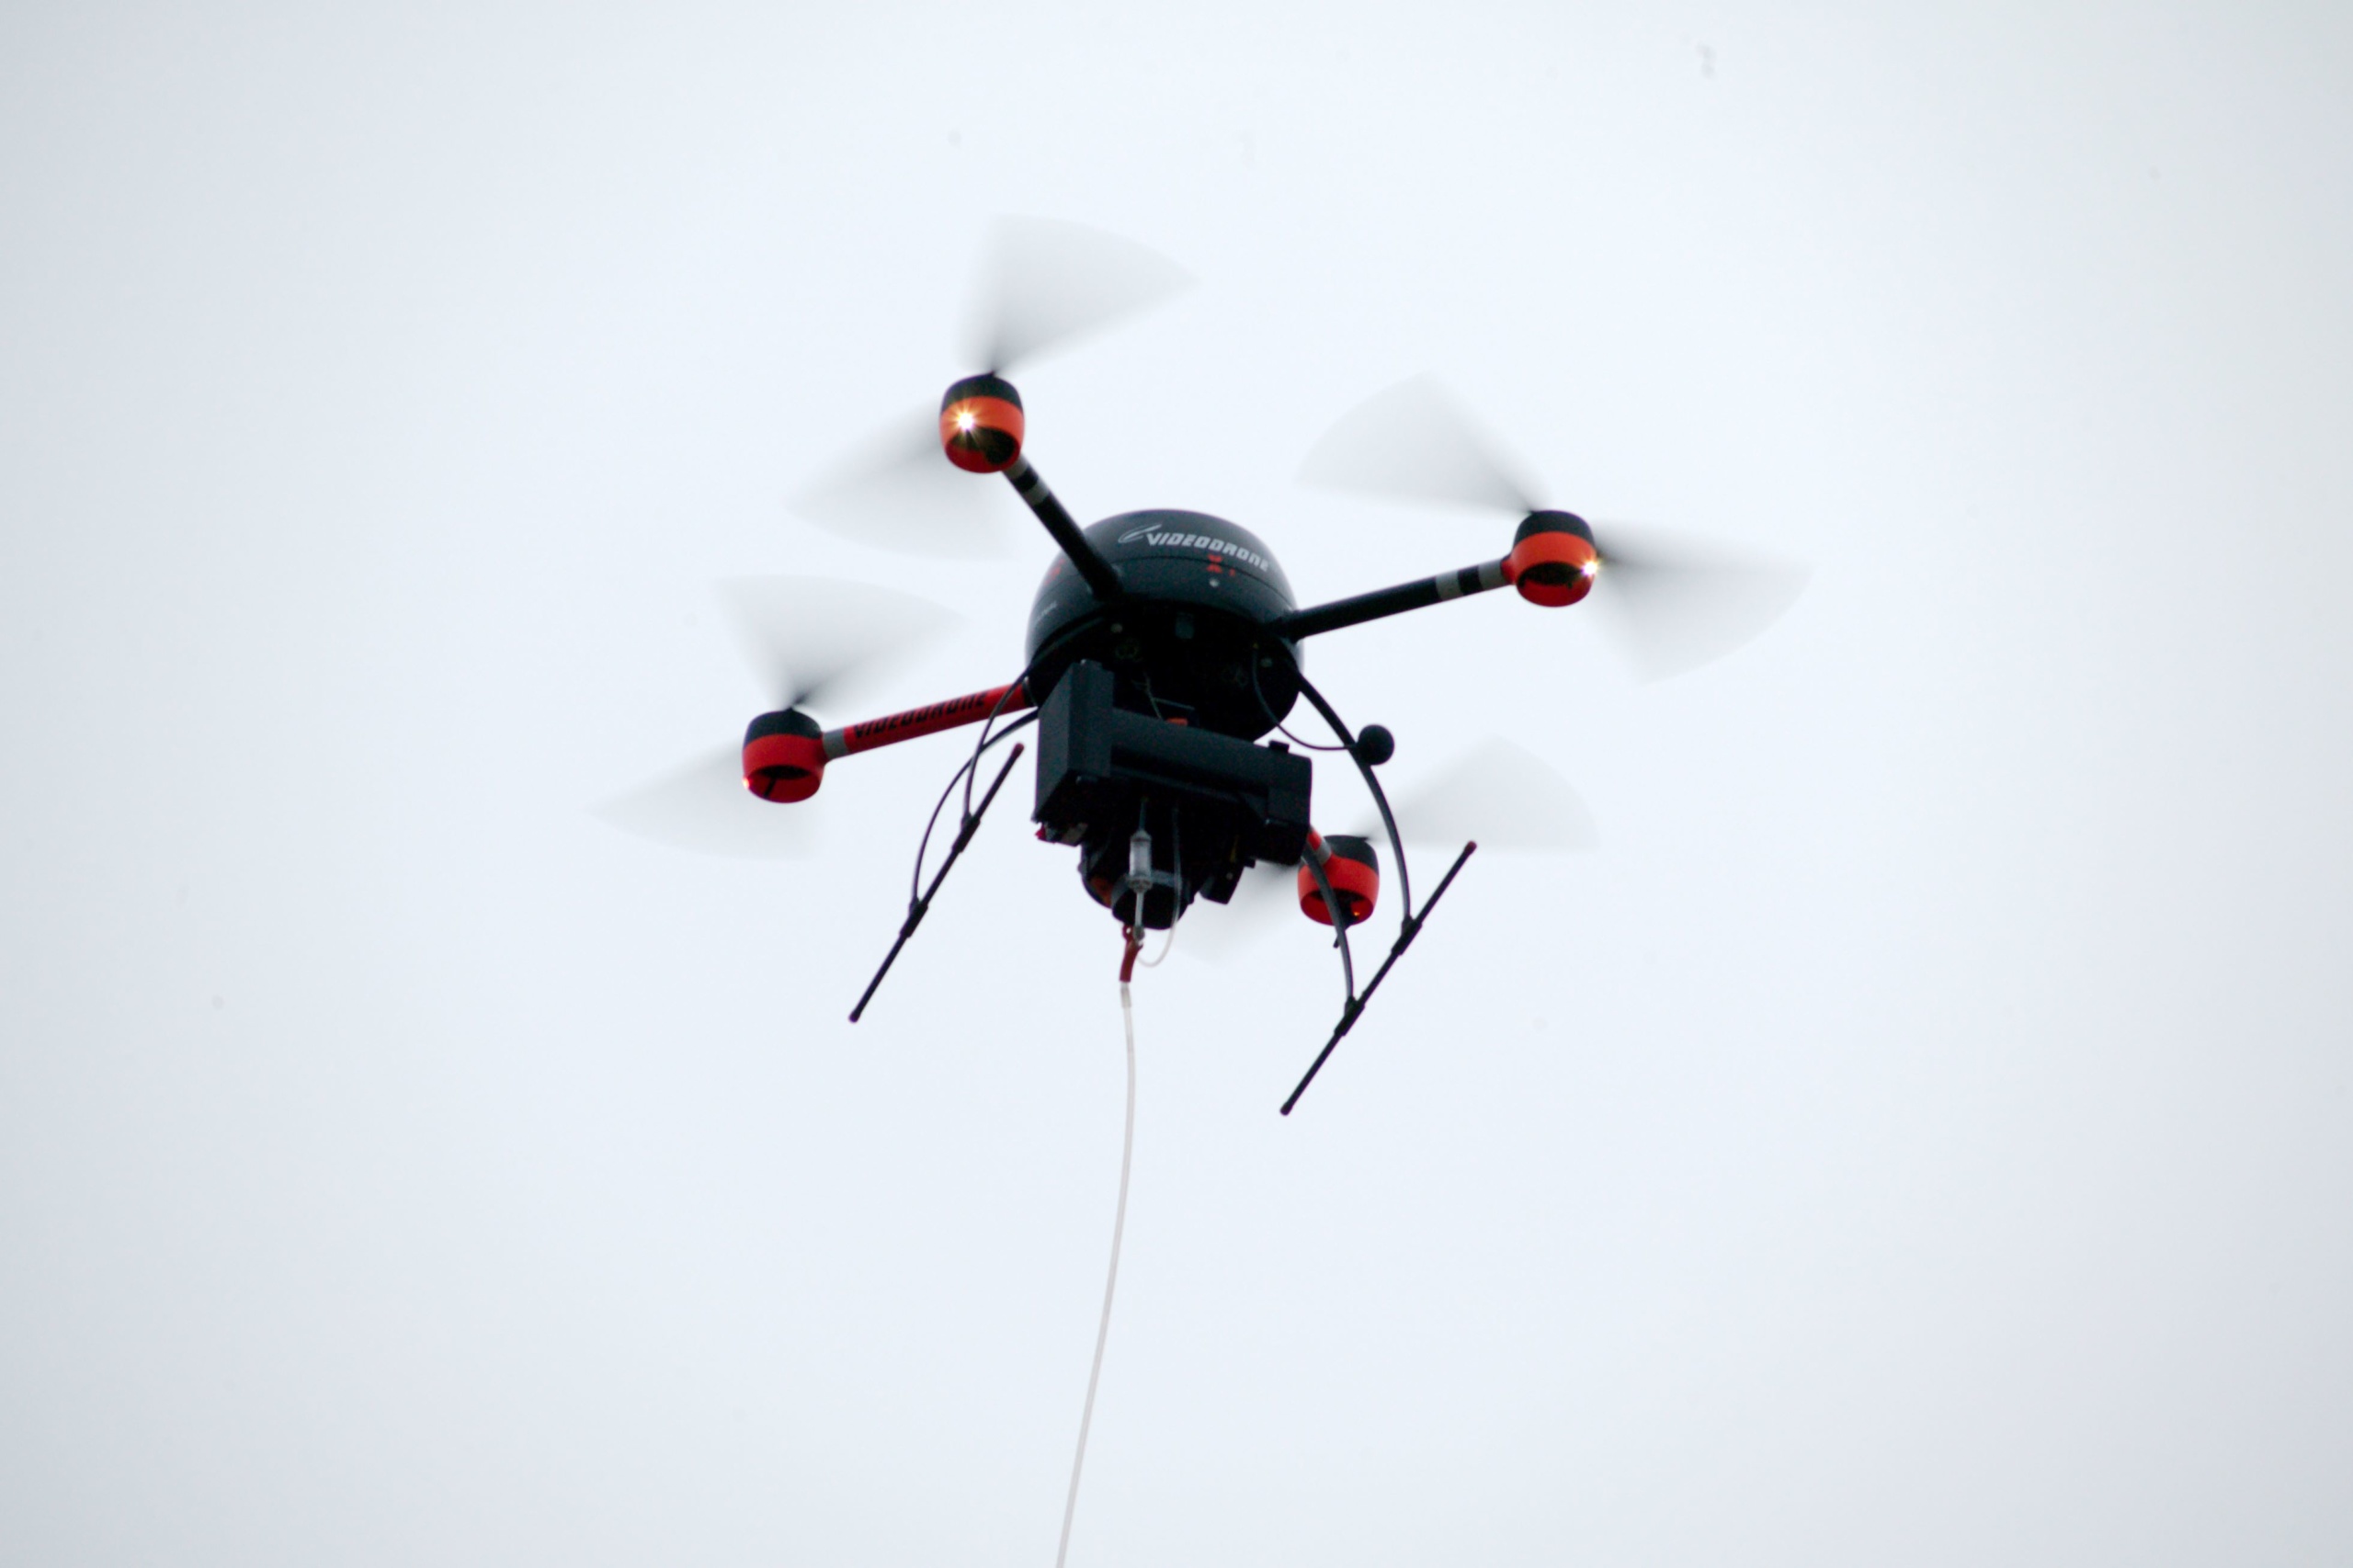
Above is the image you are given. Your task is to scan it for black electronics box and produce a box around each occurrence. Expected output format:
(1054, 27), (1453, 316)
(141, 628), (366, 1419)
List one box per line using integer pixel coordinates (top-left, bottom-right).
(1033, 660), (1312, 865)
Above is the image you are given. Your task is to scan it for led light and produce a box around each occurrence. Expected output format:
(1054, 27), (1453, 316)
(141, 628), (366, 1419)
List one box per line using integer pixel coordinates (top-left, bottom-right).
(954, 408), (978, 431)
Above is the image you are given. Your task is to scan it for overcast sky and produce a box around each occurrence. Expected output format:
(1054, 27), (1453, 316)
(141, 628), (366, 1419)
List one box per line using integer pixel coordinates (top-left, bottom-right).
(6, 3), (2352, 1564)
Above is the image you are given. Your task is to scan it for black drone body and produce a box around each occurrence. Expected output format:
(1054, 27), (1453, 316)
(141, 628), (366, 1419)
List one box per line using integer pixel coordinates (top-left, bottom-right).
(1024, 507), (1313, 931)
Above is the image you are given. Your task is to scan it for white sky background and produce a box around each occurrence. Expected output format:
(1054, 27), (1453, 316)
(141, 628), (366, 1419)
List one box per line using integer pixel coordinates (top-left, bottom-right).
(6, 2), (2352, 1562)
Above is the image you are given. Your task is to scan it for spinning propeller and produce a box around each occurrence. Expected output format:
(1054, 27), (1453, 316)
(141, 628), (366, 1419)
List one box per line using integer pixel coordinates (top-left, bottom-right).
(1385, 735), (1598, 854)
(1190, 735), (1596, 959)
(1299, 374), (1808, 680)
(793, 218), (1193, 558)
(595, 577), (953, 858)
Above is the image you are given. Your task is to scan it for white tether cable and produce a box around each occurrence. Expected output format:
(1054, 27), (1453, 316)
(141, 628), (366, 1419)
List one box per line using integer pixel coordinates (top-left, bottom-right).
(1053, 980), (1139, 1568)
(1134, 922), (1176, 968)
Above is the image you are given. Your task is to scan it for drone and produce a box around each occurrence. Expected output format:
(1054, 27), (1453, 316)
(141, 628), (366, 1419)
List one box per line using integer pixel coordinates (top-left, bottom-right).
(605, 220), (1803, 1113)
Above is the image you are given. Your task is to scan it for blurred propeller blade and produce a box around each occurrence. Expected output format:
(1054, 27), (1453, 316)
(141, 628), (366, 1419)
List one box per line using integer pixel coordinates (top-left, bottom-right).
(1182, 861), (1296, 961)
(1303, 375), (1809, 681)
(1591, 526), (1811, 681)
(594, 746), (824, 860)
(1384, 737), (1596, 853)
(1195, 736), (1594, 961)
(791, 408), (1020, 558)
(1298, 373), (1540, 515)
(962, 216), (1194, 374)
(594, 577), (934, 862)
(795, 220), (1187, 557)
(716, 574), (954, 712)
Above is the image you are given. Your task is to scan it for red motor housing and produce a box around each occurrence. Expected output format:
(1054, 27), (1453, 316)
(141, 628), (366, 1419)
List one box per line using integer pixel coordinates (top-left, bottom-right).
(1505, 510), (1600, 607)
(1298, 833), (1381, 926)
(939, 372), (1025, 473)
(743, 709), (825, 802)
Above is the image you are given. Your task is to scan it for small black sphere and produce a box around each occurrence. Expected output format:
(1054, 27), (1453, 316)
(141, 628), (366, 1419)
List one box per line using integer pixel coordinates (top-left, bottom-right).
(1354, 724), (1395, 767)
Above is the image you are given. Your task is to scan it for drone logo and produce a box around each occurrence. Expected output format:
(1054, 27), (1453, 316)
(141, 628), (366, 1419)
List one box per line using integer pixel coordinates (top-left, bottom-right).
(1115, 521), (1274, 574)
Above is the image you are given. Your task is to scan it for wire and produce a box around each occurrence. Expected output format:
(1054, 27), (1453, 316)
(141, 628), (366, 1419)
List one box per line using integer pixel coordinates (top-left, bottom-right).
(1055, 978), (1139, 1568)
(1141, 671), (1194, 723)
(908, 708), (1039, 906)
(961, 653), (1048, 822)
(1291, 672), (1415, 923)
(1248, 657), (1367, 998)
(1135, 808), (1181, 967)
(1248, 656), (1348, 752)
(908, 648), (1049, 906)
(1298, 844), (1358, 1002)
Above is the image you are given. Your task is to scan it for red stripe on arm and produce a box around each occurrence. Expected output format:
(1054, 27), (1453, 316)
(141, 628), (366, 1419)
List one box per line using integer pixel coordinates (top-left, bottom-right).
(829, 679), (1034, 757)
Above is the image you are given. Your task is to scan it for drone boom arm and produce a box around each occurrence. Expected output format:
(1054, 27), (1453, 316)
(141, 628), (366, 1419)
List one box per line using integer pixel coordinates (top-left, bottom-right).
(823, 680), (1036, 759)
(1004, 456), (1126, 603)
(1271, 559), (1511, 641)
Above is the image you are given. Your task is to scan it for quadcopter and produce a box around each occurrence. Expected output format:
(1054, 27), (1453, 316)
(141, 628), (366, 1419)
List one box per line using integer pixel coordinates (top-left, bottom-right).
(605, 220), (1803, 1113)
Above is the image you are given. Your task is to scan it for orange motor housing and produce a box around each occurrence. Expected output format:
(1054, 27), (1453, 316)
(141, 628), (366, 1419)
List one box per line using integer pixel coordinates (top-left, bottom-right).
(743, 709), (825, 803)
(939, 372), (1025, 474)
(1504, 510), (1600, 608)
(1298, 833), (1381, 926)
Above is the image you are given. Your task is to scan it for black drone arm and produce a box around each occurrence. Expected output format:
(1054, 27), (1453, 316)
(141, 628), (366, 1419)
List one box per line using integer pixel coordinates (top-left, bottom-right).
(1270, 559), (1510, 641)
(1003, 455), (1125, 602)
